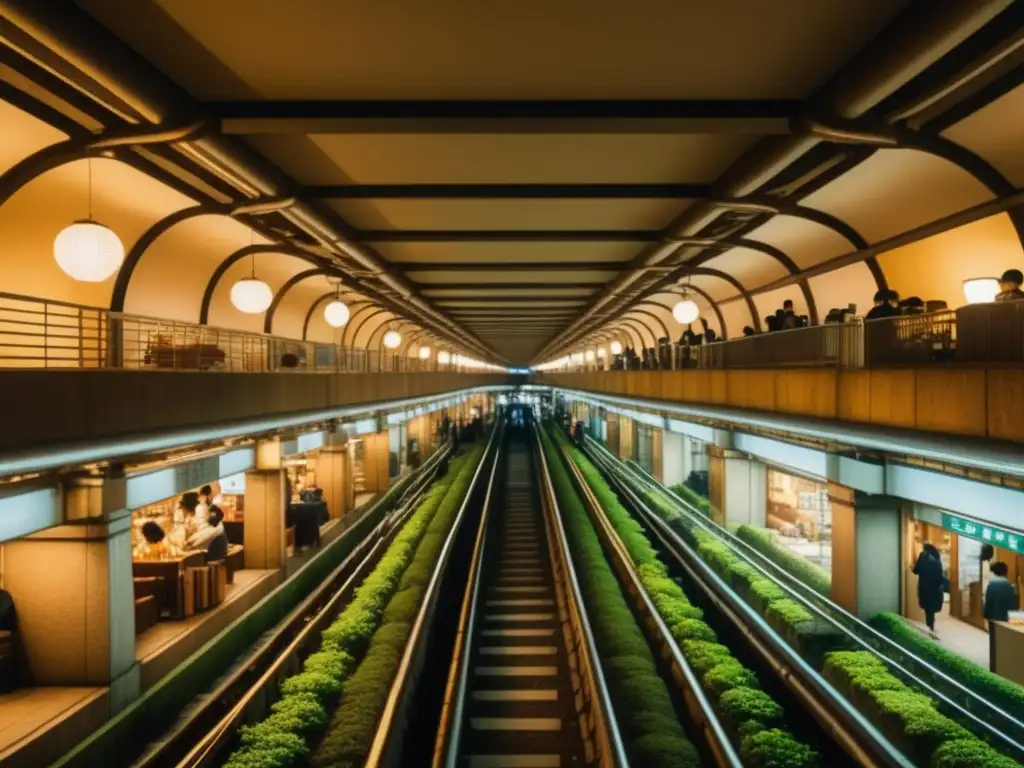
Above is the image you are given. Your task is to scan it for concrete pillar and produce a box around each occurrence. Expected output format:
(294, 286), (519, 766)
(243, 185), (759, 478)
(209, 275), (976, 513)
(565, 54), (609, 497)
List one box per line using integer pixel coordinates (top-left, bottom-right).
(708, 447), (767, 527)
(662, 430), (687, 487)
(831, 484), (903, 618)
(0, 473), (139, 709)
(316, 436), (349, 522)
(244, 440), (287, 570)
(618, 415), (635, 461)
(605, 412), (620, 455)
(652, 428), (664, 482)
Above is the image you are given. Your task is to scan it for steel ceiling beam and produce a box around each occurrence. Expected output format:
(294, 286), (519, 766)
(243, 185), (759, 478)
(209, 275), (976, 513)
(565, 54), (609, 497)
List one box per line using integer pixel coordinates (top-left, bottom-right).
(311, 183), (712, 199)
(212, 99), (799, 135)
(399, 261), (629, 272)
(421, 282), (605, 291)
(364, 230), (659, 243)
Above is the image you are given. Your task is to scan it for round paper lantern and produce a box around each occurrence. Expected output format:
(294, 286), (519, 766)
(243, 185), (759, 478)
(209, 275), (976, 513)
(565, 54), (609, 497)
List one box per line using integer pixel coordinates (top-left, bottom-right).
(53, 220), (124, 282)
(418, 346), (431, 360)
(584, 349), (595, 362)
(230, 277), (273, 314)
(438, 350), (451, 364)
(610, 341), (623, 355)
(324, 299), (350, 327)
(962, 277), (999, 305)
(383, 329), (402, 349)
(673, 299), (700, 324)
(597, 347), (607, 358)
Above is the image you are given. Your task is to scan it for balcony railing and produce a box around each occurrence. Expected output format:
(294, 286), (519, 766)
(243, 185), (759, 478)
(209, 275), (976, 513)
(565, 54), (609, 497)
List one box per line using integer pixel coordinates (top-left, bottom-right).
(559, 304), (1024, 372)
(0, 292), (463, 374)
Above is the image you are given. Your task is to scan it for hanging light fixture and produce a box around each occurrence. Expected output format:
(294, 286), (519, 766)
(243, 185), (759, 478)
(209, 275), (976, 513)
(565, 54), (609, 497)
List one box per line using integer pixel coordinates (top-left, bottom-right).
(323, 276), (350, 327)
(418, 346), (431, 360)
(230, 250), (272, 314)
(383, 329), (402, 349)
(597, 347), (607, 358)
(962, 277), (1000, 305)
(584, 349), (595, 363)
(437, 350), (451, 365)
(672, 278), (701, 325)
(54, 159), (125, 282)
(610, 340), (623, 355)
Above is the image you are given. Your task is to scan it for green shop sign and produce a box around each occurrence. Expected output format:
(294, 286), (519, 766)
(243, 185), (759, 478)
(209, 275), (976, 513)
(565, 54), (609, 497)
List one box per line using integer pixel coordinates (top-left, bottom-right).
(941, 513), (1024, 554)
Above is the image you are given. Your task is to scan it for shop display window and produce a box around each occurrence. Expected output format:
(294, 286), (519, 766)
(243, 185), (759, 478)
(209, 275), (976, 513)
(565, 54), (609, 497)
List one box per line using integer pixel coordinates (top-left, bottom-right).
(766, 469), (832, 571)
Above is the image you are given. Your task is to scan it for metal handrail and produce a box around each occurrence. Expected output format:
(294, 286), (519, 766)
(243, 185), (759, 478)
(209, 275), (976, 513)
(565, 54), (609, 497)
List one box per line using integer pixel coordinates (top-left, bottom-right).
(366, 422), (501, 766)
(432, 430), (503, 768)
(583, 440), (911, 768)
(589, 438), (1024, 761)
(533, 424), (629, 767)
(0, 291), (491, 374)
(555, 434), (741, 767)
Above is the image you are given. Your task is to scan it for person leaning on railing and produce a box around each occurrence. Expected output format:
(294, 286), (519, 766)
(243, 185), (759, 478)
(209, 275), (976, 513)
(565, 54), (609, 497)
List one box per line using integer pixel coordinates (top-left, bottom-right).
(865, 289), (901, 320)
(995, 269), (1024, 302)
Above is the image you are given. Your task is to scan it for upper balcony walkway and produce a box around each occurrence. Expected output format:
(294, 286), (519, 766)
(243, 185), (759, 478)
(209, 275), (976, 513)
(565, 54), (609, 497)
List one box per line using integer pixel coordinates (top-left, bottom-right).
(540, 303), (1024, 448)
(0, 292), (506, 461)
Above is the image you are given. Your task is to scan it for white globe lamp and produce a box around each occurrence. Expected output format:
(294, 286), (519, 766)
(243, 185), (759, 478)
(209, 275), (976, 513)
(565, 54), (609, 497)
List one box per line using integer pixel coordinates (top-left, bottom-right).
(53, 220), (124, 282)
(673, 298), (700, 325)
(438, 350), (452, 365)
(383, 329), (402, 349)
(584, 349), (595, 363)
(230, 277), (273, 314)
(610, 341), (623, 355)
(324, 299), (350, 327)
(418, 346), (431, 360)
(962, 277), (1000, 305)
(597, 347), (607, 358)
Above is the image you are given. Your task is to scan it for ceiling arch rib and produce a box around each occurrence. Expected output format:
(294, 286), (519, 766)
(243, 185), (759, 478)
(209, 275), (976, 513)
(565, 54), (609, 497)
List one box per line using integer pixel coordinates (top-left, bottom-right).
(263, 267), (343, 334)
(343, 305), (387, 347)
(367, 319), (419, 351)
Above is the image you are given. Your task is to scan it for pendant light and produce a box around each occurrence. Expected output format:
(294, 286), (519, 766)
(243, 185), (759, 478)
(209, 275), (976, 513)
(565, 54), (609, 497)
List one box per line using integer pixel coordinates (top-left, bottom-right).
(323, 277), (350, 327)
(54, 158), (125, 282)
(383, 328), (402, 349)
(610, 340), (623, 355)
(230, 232), (272, 314)
(672, 278), (700, 325)
(962, 277), (999, 305)
(418, 346), (431, 360)
(437, 350), (451, 365)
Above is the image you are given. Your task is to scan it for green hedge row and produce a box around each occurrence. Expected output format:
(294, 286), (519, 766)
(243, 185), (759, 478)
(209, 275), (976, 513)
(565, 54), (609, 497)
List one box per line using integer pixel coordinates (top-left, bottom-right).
(223, 446), (482, 768)
(311, 444), (485, 767)
(552, 429), (818, 767)
(540, 427), (701, 768)
(869, 612), (1024, 716)
(823, 651), (1017, 768)
(668, 482), (712, 514)
(734, 525), (832, 597)
(643, 485), (1020, 766)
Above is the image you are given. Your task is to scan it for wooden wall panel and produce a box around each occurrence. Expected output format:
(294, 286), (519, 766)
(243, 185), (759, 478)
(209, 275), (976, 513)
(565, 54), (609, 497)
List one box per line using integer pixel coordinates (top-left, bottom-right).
(987, 369), (1024, 443)
(915, 369), (986, 436)
(868, 370), (917, 429)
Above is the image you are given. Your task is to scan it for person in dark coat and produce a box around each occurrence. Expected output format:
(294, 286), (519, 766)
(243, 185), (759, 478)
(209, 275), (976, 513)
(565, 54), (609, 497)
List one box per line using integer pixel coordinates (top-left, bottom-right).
(984, 561), (1017, 624)
(913, 542), (945, 634)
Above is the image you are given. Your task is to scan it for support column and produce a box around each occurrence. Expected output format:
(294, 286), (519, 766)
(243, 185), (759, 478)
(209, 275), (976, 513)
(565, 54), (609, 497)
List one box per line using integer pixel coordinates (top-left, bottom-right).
(605, 412), (620, 455)
(661, 430), (686, 487)
(652, 428), (664, 482)
(244, 440), (287, 570)
(317, 431), (349, 522)
(0, 473), (139, 709)
(618, 415), (635, 461)
(830, 485), (903, 617)
(708, 447), (767, 527)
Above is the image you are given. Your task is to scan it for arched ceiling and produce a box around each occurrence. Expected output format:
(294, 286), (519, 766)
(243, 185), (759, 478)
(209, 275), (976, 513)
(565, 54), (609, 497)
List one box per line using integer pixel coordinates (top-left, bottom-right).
(0, 1), (1021, 365)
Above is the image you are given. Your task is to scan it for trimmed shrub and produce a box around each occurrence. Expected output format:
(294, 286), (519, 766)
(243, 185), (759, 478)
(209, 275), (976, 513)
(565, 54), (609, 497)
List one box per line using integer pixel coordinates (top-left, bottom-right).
(718, 686), (784, 732)
(932, 738), (1021, 768)
(381, 586), (425, 624)
(680, 640), (734, 676)
(226, 444), (486, 768)
(703, 659), (759, 697)
(735, 525), (831, 596)
(670, 618), (717, 643)
(668, 482), (712, 514)
(870, 611), (1024, 716)
(740, 728), (820, 768)
(631, 732), (701, 768)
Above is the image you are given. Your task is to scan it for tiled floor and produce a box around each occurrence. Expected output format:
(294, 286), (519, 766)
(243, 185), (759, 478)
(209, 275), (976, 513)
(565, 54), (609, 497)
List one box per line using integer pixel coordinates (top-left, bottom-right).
(0, 686), (103, 761)
(905, 608), (990, 668)
(135, 569), (276, 661)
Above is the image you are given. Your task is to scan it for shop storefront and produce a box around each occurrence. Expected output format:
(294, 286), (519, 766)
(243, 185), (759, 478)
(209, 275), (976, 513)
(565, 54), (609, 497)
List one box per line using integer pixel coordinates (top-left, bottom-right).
(904, 507), (1023, 632)
(766, 468), (833, 572)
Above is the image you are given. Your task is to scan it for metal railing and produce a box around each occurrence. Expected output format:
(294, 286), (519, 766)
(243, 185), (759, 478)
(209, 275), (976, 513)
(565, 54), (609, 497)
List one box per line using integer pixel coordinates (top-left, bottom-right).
(555, 309), (997, 371)
(0, 292), (473, 374)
